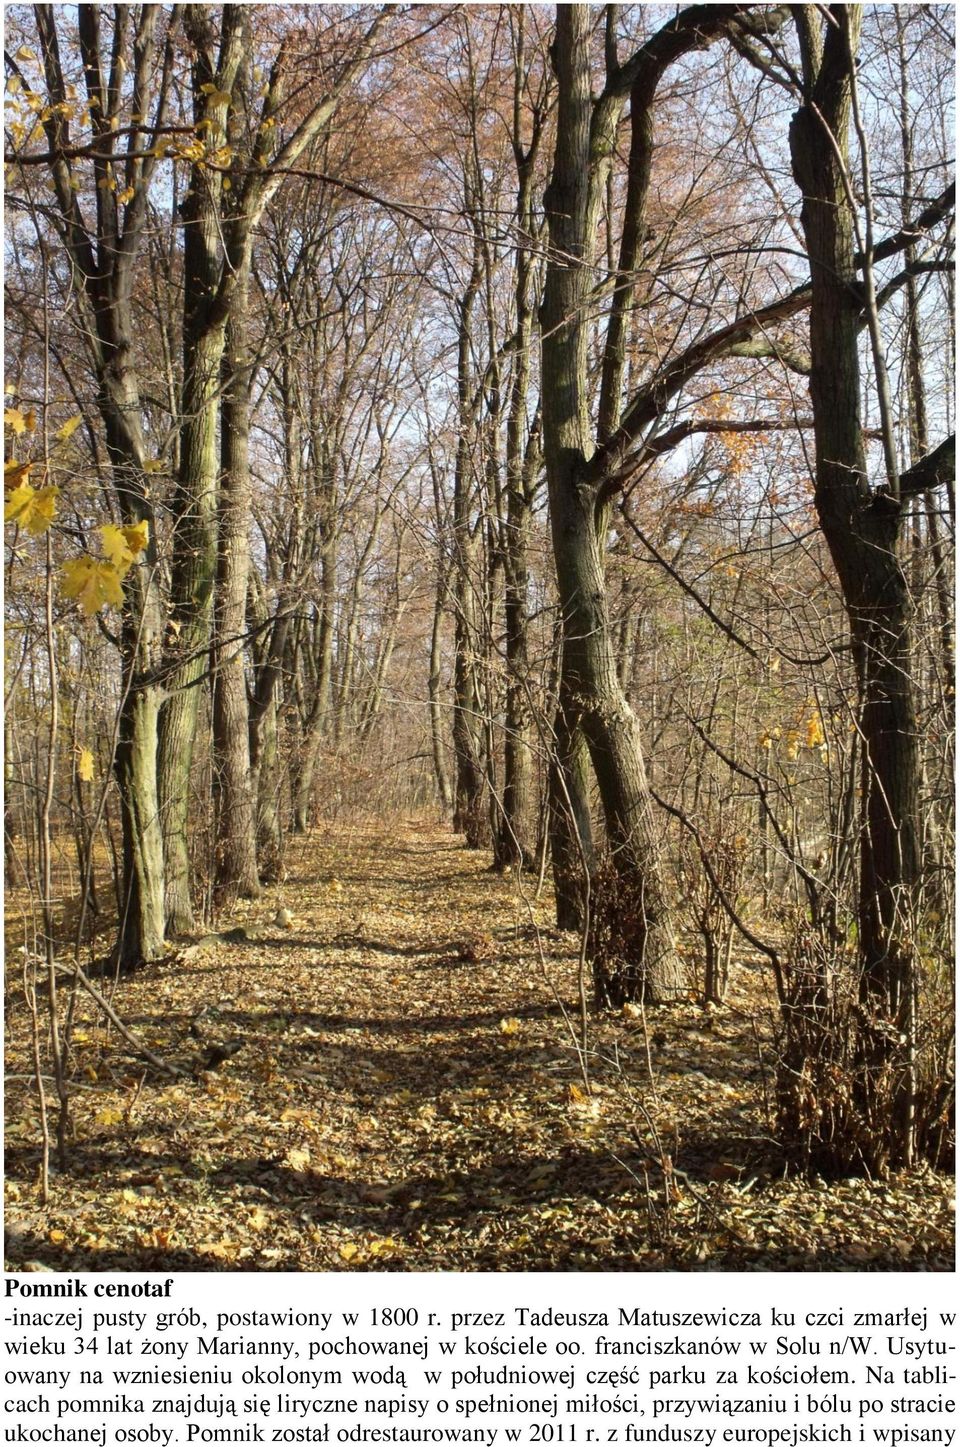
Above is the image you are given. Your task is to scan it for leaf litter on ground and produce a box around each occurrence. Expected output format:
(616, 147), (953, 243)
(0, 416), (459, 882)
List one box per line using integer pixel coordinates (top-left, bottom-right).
(4, 819), (954, 1272)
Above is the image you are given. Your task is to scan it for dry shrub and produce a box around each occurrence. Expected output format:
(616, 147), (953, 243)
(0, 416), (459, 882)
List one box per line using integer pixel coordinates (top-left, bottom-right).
(678, 828), (748, 1004)
(775, 923), (954, 1177)
(589, 855), (659, 1008)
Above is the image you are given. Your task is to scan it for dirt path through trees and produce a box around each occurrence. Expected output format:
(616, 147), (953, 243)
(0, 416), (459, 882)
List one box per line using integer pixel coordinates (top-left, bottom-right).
(4, 822), (953, 1272)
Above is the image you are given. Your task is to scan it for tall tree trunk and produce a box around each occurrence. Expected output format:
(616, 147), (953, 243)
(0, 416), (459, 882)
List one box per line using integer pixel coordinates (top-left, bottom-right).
(114, 657), (166, 965)
(451, 212), (488, 849)
(451, 594), (487, 848)
(4, 712), (19, 889)
(157, 7), (242, 934)
(212, 270), (260, 904)
(33, 3), (170, 967)
(255, 695), (283, 881)
(896, 7), (952, 921)
(294, 545), (336, 833)
(549, 683), (594, 932)
(494, 81), (543, 869)
(540, 5), (682, 1002)
(248, 574), (285, 882)
(429, 563), (453, 811)
(789, 3), (924, 1170)
(497, 499), (534, 868)
(157, 318), (223, 934)
(100, 371), (167, 968)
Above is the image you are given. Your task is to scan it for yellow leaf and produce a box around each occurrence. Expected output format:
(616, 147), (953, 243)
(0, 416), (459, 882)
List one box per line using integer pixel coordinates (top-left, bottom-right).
(117, 185), (135, 206)
(96, 1107), (124, 1127)
(143, 457), (165, 474)
(173, 138), (206, 162)
(62, 556), (125, 615)
(48, 1229), (66, 1244)
(15, 46), (37, 64)
(100, 519), (148, 574)
(77, 748), (95, 783)
(499, 1017), (521, 1036)
(338, 1241), (359, 1261)
(56, 414), (83, 442)
(121, 518), (150, 555)
(5, 482), (58, 534)
(100, 523), (134, 573)
(4, 407), (27, 435)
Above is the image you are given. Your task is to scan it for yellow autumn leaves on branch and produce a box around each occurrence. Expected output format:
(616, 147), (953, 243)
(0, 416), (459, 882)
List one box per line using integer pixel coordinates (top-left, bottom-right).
(61, 521), (150, 616)
(5, 471), (59, 535)
(758, 707), (829, 763)
(5, 405), (150, 615)
(4, 406), (58, 536)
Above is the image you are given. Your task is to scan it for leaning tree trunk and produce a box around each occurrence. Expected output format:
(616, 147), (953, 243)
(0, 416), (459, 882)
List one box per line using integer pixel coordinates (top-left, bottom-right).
(540, 5), (682, 1003)
(548, 472), (683, 1004)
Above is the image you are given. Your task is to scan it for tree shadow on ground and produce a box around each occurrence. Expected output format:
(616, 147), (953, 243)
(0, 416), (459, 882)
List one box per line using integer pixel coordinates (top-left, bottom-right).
(6, 1132), (941, 1273)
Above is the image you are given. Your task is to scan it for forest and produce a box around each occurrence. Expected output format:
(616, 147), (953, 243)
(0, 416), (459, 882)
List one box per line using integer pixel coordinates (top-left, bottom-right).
(2, 3), (955, 1272)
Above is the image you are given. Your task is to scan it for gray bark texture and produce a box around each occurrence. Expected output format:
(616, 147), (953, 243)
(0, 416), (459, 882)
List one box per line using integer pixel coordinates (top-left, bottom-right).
(540, 5), (683, 1002)
(787, 3), (953, 1170)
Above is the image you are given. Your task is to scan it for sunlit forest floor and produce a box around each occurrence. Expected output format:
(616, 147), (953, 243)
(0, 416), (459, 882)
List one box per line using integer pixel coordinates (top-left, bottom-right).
(4, 819), (954, 1271)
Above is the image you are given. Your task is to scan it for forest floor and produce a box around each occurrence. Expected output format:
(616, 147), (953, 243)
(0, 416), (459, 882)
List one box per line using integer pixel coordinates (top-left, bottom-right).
(4, 818), (954, 1272)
